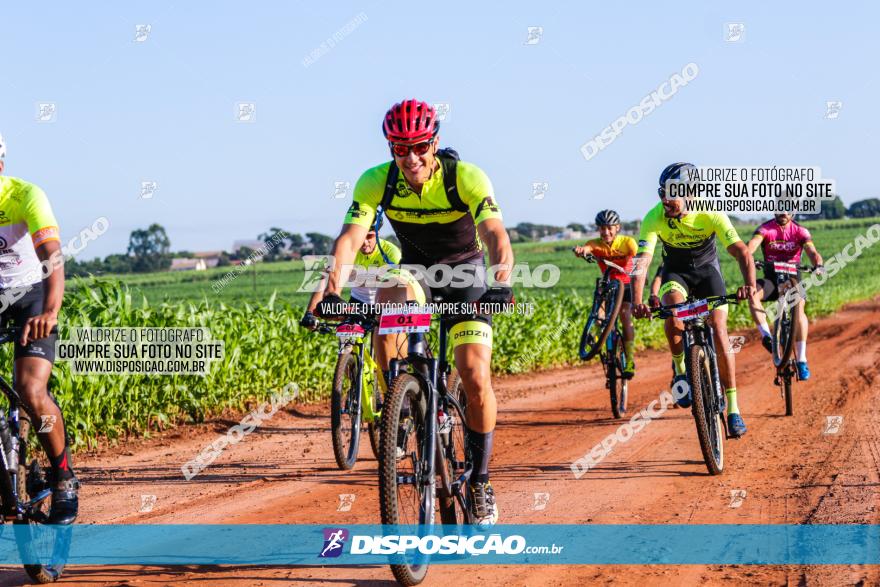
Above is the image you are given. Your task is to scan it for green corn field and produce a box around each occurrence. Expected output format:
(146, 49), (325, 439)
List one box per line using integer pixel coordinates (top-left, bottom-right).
(36, 218), (880, 449)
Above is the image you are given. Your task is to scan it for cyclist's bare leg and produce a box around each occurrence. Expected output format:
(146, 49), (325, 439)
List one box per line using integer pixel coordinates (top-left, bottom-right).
(661, 289), (686, 355)
(454, 341), (496, 489)
(454, 342), (495, 431)
(748, 279), (773, 334)
(15, 357), (72, 481)
(619, 301), (635, 370)
(620, 302), (634, 342)
(793, 297), (808, 357)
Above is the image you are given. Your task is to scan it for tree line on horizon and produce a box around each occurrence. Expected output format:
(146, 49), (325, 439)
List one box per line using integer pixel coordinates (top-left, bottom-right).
(63, 195), (879, 276)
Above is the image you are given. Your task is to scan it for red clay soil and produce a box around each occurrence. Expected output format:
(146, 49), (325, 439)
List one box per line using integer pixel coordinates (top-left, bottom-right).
(2, 300), (879, 586)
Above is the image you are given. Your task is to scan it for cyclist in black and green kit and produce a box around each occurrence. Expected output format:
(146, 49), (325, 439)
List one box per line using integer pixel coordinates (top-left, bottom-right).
(0, 132), (78, 524)
(631, 163), (756, 438)
(316, 100), (514, 528)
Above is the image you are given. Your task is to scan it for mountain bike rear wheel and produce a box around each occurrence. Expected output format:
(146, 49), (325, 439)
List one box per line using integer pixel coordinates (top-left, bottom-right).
(379, 373), (432, 586)
(688, 345), (724, 475)
(438, 371), (469, 525)
(783, 370), (794, 416)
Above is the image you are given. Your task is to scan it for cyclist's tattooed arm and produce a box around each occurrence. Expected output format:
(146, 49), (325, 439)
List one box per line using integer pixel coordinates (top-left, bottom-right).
(478, 218), (514, 285)
(726, 241), (757, 300)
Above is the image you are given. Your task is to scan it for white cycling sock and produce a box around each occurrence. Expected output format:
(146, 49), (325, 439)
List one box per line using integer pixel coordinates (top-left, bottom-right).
(757, 323), (771, 338)
(796, 341), (807, 362)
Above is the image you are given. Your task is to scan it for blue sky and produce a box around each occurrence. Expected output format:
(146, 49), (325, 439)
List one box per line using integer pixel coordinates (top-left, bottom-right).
(1, 1), (877, 259)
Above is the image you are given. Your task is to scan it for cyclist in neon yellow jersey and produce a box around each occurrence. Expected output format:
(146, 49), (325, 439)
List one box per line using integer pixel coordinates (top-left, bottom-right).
(631, 163), (756, 438)
(301, 214), (402, 324)
(316, 100), (513, 529)
(0, 132), (78, 524)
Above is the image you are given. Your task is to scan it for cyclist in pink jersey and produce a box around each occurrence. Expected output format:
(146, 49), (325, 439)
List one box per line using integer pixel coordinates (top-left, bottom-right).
(746, 214), (824, 379)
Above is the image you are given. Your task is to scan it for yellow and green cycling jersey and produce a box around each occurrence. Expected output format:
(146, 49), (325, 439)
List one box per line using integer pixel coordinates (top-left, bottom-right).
(637, 202), (740, 269)
(354, 238), (401, 269)
(0, 176), (61, 289)
(344, 160), (502, 266)
(350, 238), (401, 304)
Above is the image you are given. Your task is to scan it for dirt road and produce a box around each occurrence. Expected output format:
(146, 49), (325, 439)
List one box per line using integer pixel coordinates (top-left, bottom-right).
(3, 300), (879, 586)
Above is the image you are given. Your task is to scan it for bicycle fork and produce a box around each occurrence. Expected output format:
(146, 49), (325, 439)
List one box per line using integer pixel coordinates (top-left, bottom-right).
(683, 326), (728, 434)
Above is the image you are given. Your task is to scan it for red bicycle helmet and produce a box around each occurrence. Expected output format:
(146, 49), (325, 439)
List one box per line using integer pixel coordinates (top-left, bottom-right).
(382, 99), (439, 144)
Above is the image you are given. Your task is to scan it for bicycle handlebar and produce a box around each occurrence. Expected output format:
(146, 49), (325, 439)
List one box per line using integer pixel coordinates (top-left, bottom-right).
(572, 248), (631, 276)
(649, 293), (740, 320)
(313, 313), (376, 336)
(756, 259), (818, 272)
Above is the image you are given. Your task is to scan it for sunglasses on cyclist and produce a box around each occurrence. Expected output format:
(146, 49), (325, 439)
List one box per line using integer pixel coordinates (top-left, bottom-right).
(389, 139), (435, 158)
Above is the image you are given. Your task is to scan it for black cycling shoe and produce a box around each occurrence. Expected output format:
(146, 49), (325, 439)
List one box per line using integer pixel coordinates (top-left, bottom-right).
(761, 335), (773, 354)
(48, 477), (79, 525)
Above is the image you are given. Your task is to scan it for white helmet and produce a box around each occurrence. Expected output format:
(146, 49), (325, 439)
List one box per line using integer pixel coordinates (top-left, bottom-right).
(0, 133), (5, 159)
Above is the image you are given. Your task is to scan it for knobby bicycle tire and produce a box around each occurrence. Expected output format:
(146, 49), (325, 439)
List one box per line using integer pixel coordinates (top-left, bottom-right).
(331, 352), (362, 470)
(688, 345), (725, 475)
(580, 281), (625, 361)
(783, 374), (794, 416)
(12, 418), (70, 583)
(772, 303), (795, 368)
(607, 334), (622, 419)
(438, 370), (468, 526)
(379, 373), (431, 586)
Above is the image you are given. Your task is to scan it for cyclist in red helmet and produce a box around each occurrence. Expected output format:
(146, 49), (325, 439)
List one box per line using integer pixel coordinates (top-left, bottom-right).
(318, 99), (513, 528)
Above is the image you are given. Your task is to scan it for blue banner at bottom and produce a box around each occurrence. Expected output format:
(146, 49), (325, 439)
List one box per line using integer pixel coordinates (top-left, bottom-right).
(1, 524), (878, 565)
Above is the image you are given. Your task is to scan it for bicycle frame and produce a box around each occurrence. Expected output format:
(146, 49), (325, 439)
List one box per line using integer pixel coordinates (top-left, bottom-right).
(323, 316), (385, 424)
(580, 274), (624, 359)
(388, 312), (472, 522)
(343, 329), (384, 423)
(652, 295), (737, 434)
(680, 314), (724, 412)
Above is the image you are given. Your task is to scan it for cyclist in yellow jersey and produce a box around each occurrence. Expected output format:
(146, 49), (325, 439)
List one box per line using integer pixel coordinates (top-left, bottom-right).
(316, 100), (513, 528)
(573, 210), (638, 378)
(0, 132), (78, 524)
(301, 214), (402, 325)
(631, 163), (756, 438)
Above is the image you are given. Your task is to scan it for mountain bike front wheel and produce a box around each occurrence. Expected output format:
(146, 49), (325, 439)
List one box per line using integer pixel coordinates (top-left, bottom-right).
(772, 304), (795, 368)
(331, 352), (362, 470)
(379, 373), (432, 586)
(608, 333), (627, 418)
(13, 418), (70, 584)
(580, 282), (625, 361)
(688, 345), (725, 475)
